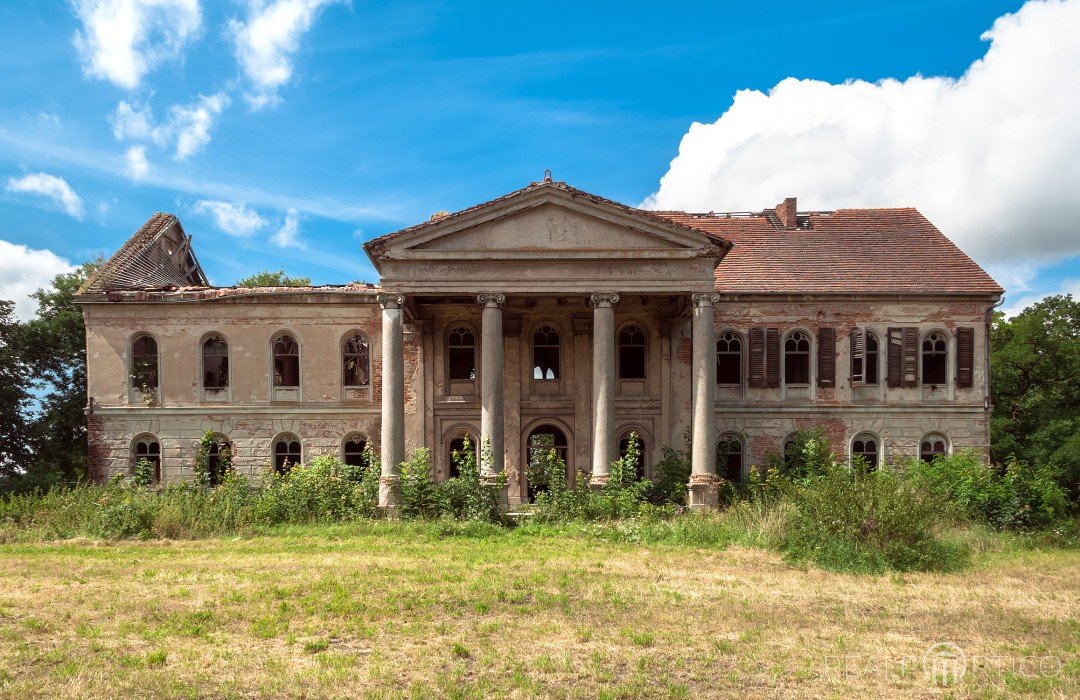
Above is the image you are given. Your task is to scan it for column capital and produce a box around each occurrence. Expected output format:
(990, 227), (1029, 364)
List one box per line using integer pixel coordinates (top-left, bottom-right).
(692, 292), (720, 307)
(377, 293), (405, 309)
(477, 293), (506, 308)
(589, 292), (620, 308)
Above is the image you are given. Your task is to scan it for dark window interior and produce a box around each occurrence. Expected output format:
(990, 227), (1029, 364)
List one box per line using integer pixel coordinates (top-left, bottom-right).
(273, 335), (300, 388)
(448, 435), (474, 478)
(922, 333), (948, 385)
(527, 426), (569, 501)
(618, 433), (646, 480)
(920, 436), (948, 462)
(447, 326), (476, 381)
(343, 334), (370, 387)
(207, 438), (232, 486)
(864, 333), (879, 385)
(717, 435), (742, 482)
(134, 438), (161, 483)
(533, 325), (560, 380)
(618, 324), (647, 380)
(202, 335), (229, 389)
(344, 438), (367, 467)
(852, 436), (879, 469)
(131, 335), (159, 390)
(784, 332), (810, 385)
(716, 332), (741, 385)
(274, 438), (301, 473)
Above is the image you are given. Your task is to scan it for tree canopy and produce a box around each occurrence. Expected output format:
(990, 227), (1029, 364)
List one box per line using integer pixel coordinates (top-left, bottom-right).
(235, 270), (312, 287)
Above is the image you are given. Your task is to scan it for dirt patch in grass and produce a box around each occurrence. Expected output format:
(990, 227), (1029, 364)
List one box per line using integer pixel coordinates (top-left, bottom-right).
(0, 527), (1077, 698)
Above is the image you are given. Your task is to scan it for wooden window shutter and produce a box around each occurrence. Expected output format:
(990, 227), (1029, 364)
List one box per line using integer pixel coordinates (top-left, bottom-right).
(817, 327), (836, 387)
(902, 327), (919, 387)
(956, 326), (974, 388)
(850, 327), (864, 384)
(765, 328), (781, 388)
(748, 328), (765, 388)
(887, 327), (903, 387)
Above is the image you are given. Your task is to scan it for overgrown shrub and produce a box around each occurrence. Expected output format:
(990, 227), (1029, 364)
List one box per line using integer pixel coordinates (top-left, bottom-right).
(646, 445), (691, 506)
(438, 437), (505, 523)
(253, 455), (379, 525)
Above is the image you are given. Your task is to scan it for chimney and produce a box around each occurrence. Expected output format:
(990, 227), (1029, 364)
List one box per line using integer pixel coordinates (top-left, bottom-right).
(775, 197), (797, 229)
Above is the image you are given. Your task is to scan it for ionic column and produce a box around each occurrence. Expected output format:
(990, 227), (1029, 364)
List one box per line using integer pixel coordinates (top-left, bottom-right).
(378, 293), (405, 513)
(477, 294), (506, 494)
(590, 293), (619, 485)
(688, 292), (721, 511)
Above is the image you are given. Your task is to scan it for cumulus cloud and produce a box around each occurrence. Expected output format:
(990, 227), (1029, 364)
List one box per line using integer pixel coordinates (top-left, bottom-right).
(229, 0), (345, 109)
(71, 0), (202, 90)
(193, 199), (267, 237)
(125, 145), (150, 179)
(5, 173), (85, 219)
(0, 241), (76, 320)
(110, 93), (230, 160)
(644, 0), (1080, 265)
(270, 208), (305, 249)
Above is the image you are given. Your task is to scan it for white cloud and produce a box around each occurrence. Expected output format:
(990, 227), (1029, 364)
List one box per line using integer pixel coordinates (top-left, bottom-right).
(229, 0), (344, 109)
(1000, 277), (1080, 317)
(125, 145), (150, 179)
(0, 241), (76, 320)
(193, 199), (267, 237)
(71, 0), (202, 90)
(644, 0), (1080, 265)
(110, 92), (230, 160)
(5, 173), (85, 219)
(270, 208), (306, 249)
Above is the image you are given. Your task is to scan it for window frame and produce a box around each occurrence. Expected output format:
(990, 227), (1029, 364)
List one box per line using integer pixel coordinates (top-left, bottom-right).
(919, 432), (951, 462)
(715, 330), (744, 387)
(717, 432), (745, 482)
(445, 322), (478, 386)
(270, 331), (302, 401)
(199, 332), (230, 401)
(617, 321), (648, 382)
(920, 330), (950, 387)
(617, 426), (651, 480)
(342, 432), (369, 468)
(341, 330), (372, 391)
(272, 432), (303, 474)
(531, 322), (562, 381)
(850, 432), (883, 470)
(128, 333), (160, 403)
(131, 433), (162, 483)
(782, 329), (813, 388)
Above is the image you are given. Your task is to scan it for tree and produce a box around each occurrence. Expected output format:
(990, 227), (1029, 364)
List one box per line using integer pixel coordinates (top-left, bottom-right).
(18, 260), (101, 484)
(235, 270), (311, 287)
(991, 294), (1080, 502)
(0, 300), (31, 477)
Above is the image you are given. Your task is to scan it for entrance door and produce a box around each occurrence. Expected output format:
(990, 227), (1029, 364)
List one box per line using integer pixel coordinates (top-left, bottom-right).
(525, 424), (571, 502)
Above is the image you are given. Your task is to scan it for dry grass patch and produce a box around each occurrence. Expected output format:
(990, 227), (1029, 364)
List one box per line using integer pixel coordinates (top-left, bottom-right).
(0, 527), (1077, 698)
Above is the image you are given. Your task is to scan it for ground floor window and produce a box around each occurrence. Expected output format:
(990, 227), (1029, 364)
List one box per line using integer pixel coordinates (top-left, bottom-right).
(717, 434), (743, 482)
(274, 435), (302, 474)
(133, 435), (161, 483)
(851, 433), (880, 470)
(526, 425), (570, 501)
(618, 431), (646, 480)
(920, 433), (949, 462)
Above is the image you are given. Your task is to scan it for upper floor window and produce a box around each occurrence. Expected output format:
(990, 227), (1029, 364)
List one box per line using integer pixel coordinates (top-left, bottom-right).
(131, 334), (159, 391)
(272, 334), (300, 388)
(920, 433), (949, 462)
(716, 332), (742, 385)
(784, 331), (811, 385)
(618, 323), (647, 380)
(342, 333), (371, 388)
(202, 335), (229, 389)
(343, 433), (368, 467)
(447, 325), (476, 381)
(851, 433), (880, 470)
(717, 433), (744, 482)
(851, 329), (879, 385)
(132, 434), (161, 483)
(922, 332), (948, 385)
(532, 324), (560, 380)
(273, 434), (302, 473)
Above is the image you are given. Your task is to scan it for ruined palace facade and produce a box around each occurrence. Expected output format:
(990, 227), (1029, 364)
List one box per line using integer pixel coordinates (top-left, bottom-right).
(77, 179), (1002, 507)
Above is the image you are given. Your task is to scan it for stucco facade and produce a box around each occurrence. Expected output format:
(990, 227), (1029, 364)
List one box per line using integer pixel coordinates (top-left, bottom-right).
(77, 178), (1002, 508)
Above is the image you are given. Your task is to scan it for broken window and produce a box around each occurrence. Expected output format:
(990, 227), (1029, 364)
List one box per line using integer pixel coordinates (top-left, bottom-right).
(131, 334), (159, 391)
(783, 331), (811, 385)
(618, 324), (647, 380)
(717, 434), (743, 482)
(716, 332), (742, 385)
(447, 432), (475, 478)
(920, 434), (949, 462)
(342, 333), (370, 387)
(206, 436), (232, 486)
(447, 325), (476, 381)
(618, 431), (646, 480)
(343, 434), (368, 468)
(922, 332), (948, 385)
(201, 335), (229, 390)
(851, 329), (880, 386)
(851, 433), (880, 470)
(274, 435), (302, 473)
(273, 334), (300, 388)
(532, 324), (560, 380)
(132, 435), (161, 483)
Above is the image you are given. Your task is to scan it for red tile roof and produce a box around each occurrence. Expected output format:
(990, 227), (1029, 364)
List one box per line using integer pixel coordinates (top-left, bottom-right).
(656, 208), (1002, 296)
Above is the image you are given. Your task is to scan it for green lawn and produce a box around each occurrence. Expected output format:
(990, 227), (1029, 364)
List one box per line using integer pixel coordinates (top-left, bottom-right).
(0, 523), (1077, 698)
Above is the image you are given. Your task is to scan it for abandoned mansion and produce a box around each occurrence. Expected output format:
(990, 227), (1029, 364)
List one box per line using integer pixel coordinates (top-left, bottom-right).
(76, 177), (1003, 508)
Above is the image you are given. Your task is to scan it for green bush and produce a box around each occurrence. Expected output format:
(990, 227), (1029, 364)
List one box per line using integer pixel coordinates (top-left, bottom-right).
(646, 445), (690, 506)
(255, 454), (379, 525)
(437, 437), (505, 523)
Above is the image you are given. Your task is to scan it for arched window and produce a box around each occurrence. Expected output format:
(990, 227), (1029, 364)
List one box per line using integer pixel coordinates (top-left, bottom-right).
(447, 325), (476, 381)
(851, 433), (881, 470)
(852, 331), (880, 385)
(922, 332), (948, 385)
(130, 334), (159, 391)
(273, 434), (302, 474)
(532, 324), (560, 380)
(132, 434), (161, 483)
(342, 333), (370, 387)
(527, 424), (570, 501)
(920, 433), (949, 462)
(784, 331), (811, 385)
(782, 435), (799, 473)
(717, 433), (743, 482)
(201, 335), (229, 390)
(342, 433), (368, 467)
(716, 332), (742, 385)
(618, 430), (646, 480)
(618, 324), (647, 380)
(447, 431), (476, 479)
(206, 435), (232, 486)
(272, 334), (300, 388)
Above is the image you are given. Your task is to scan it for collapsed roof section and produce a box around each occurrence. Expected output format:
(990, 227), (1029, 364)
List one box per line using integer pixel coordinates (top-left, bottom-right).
(79, 213), (209, 293)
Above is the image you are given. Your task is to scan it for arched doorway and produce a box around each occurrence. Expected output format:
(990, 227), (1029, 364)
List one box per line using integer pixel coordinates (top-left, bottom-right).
(525, 423), (571, 502)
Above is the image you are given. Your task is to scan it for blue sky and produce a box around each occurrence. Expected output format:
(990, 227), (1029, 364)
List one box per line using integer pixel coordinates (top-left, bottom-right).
(1, 0), (1077, 318)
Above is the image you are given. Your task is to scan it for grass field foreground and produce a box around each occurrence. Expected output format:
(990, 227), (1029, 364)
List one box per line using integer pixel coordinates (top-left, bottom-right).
(0, 523), (1078, 698)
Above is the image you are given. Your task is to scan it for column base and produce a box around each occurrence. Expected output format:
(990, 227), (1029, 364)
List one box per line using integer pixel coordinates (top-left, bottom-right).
(589, 472), (610, 491)
(378, 475), (401, 518)
(687, 474), (721, 512)
(481, 474), (510, 512)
